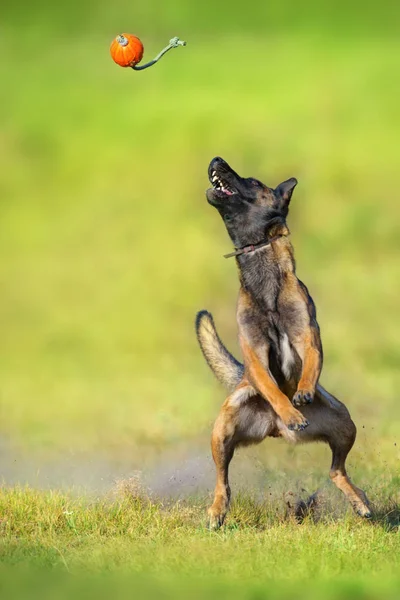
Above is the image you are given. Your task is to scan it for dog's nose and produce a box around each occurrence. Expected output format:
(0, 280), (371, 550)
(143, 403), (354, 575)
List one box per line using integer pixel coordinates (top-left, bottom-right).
(209, 157), (227, 172)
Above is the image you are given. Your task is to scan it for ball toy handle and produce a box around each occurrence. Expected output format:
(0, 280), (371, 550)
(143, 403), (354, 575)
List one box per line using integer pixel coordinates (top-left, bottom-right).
(132, 37), (187, 71)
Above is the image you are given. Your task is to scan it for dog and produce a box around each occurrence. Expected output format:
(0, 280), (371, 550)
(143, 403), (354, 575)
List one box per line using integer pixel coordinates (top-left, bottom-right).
(196, 156), (371, 529)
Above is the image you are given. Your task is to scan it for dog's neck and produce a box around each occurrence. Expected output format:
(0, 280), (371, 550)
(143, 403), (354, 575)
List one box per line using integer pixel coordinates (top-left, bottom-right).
(236, 223), (295, 312)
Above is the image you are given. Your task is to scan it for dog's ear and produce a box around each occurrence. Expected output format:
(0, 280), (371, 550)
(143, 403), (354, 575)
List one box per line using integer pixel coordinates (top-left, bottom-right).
(275, 178), (298, 208)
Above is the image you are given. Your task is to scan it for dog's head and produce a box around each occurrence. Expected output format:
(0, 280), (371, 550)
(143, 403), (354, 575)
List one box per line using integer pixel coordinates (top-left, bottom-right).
(206, 157), (297, 248)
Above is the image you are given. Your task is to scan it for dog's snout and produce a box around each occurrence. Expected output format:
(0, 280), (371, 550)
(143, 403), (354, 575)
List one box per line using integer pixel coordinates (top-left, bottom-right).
(209, 157), (225, 171)
(209, 157), (231, 176)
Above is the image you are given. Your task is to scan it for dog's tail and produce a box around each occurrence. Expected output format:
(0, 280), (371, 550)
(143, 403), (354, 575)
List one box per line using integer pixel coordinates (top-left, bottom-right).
(195, 310), (244, 392)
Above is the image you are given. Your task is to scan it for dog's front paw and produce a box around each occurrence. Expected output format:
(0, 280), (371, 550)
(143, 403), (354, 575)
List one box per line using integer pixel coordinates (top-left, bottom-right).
(282, 406), (309, 431)
(293, 389), (314, 407)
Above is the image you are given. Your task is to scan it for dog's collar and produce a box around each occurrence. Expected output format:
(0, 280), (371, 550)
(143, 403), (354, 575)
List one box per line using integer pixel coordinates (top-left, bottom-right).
(224, 234), (285, 259)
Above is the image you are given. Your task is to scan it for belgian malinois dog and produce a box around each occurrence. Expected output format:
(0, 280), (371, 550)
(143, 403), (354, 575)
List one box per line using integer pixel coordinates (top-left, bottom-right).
(196, 156), (371, 529)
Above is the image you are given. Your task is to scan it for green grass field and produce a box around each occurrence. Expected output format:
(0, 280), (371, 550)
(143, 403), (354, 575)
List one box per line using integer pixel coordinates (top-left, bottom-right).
(0, 1), (399, 597)
(1, 486), (400, 599)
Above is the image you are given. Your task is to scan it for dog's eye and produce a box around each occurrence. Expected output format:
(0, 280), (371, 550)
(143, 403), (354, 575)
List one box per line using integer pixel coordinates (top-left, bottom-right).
(251, 180), (259, 187)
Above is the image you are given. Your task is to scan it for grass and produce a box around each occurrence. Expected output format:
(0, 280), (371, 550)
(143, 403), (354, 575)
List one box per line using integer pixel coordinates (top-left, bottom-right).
(0, 486), (399, 599)
(0, 0), (400, 596)
(0, 485), (400, 598)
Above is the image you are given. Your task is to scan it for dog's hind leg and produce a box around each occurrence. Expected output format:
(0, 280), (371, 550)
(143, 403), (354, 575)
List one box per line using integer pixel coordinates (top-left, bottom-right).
(282, 385), (372, 519)
(317, 387), (372, 518)
(208, 404), (238, 529)
(208, 381), (274, 529)
(329, 439), (371, 518)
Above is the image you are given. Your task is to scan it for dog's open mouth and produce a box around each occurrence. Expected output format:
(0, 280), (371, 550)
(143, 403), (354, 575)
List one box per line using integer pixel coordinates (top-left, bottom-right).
(206, 157), (242, 206)
(209, 169), (235, 197)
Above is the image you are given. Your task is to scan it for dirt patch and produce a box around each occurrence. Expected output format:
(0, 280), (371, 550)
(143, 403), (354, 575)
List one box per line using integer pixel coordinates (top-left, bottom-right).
(0, 434), (344, 516)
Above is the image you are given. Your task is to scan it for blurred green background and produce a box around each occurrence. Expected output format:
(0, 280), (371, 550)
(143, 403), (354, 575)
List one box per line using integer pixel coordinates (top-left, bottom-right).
(0, 0), (399, 488)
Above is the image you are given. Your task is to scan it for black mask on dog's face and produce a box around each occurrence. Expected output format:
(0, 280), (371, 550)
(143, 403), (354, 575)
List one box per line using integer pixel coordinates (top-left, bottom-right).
(206, 157), (297, 247)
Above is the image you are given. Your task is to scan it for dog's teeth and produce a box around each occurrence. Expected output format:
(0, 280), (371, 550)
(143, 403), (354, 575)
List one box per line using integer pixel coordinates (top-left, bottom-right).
(212, 176), (218, 182)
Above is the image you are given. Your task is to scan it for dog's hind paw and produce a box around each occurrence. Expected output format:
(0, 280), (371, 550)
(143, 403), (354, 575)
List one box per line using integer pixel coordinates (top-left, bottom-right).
(293, 389), (314, 407)
(358, 508), (372, 519)
(207, 502), (228, 530)
(208, 511), (225, 531)
(353, 497), (372, 519)
(208, 513), (225, 530)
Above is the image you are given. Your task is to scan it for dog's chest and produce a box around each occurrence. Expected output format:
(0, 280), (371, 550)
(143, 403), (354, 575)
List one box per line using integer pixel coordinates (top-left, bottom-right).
(279, 333), (295, 380)
(261, 312), (297, 382)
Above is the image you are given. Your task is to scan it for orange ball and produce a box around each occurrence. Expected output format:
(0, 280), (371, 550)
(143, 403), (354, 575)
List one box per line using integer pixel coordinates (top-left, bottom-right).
(110, 33), (144, 67)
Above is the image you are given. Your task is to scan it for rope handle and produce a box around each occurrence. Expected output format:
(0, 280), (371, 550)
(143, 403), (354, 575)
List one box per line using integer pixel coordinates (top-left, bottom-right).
(132, 37), (187, 71)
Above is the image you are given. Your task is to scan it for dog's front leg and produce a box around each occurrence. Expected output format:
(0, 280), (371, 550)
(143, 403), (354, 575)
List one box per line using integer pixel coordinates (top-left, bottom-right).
(240, 336), (309, 431)
(292, 326), (323, 407)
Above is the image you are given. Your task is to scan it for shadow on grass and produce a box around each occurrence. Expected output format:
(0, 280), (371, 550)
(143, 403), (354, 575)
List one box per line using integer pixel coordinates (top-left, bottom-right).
(284, 492), (400, 532)
(371, 501), (400, 531)
(225, 488), (400, 532)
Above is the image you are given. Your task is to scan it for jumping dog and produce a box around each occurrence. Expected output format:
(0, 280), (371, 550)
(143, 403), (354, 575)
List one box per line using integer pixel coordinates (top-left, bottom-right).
(196, 157), (371, 529)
